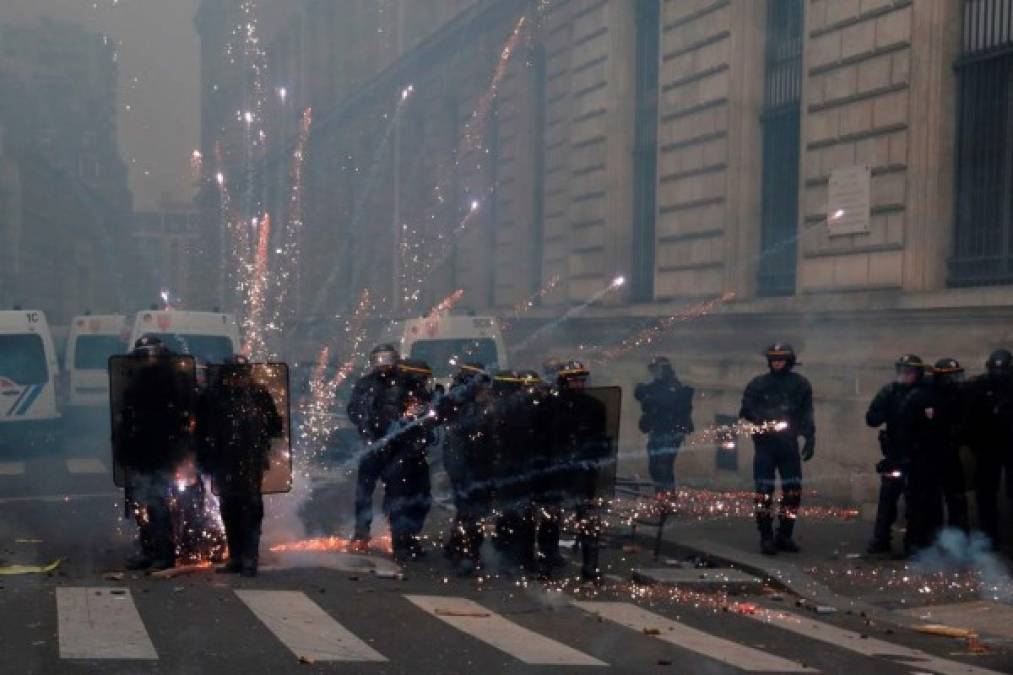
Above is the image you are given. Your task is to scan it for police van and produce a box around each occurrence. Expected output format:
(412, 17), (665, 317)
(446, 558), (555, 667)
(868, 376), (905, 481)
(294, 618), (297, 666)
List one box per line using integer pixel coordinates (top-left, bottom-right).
(0, 309), (62, 445)
(127, 310), (241, 364)
(387, 314), (508, 386)
(64, 314), (128, 410)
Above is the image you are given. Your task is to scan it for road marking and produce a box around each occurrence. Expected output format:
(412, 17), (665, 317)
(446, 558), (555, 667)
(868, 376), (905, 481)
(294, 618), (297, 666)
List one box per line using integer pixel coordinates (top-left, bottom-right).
(56, 587), (157, 660)
(65, 458), (106, 474)
(235, 590), (386, 662)
(574, 601), (815, 672)
(0, 461), (25, 475)
(0, 492), (119, 505)
(749, 609), (1005, 675)
(405, 595), (607, 666)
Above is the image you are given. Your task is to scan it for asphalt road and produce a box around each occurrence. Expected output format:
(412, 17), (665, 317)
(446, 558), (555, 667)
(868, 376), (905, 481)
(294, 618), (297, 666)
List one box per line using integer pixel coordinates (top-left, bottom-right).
(1, 432), (1012, 674)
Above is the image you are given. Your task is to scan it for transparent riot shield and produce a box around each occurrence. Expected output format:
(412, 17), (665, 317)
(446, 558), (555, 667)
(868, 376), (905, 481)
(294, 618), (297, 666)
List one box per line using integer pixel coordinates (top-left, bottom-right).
(204, 362), (292, 495)
(109, 354), (197, 488)
(584, 386), (622, 499)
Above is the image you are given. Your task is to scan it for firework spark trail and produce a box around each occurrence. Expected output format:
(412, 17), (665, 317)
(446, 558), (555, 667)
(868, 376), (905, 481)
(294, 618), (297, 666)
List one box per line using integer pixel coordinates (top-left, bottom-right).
(511, 276), (626, 355)
(460, 15), (527, 157)
(264, 107), (313, 348)
(308, 87), (415, 319)
(242, 214), (271, 357)
(500, 275), (561, 332)
(590, 291), (737, 363)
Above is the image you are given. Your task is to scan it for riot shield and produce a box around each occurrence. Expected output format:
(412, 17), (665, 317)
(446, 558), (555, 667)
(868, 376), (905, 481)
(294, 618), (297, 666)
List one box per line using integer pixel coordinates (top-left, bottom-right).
(109, 354), (197, 488)
(584, 386), (622, 499)
(204, 362), (292, 495)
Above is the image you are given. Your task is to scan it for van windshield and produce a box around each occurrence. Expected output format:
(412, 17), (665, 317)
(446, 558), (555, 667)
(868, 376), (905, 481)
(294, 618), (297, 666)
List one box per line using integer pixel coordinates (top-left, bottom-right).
(148, 334), (235, 364)
(0, 334), (48, 385)
(74, 335), (127, 370)
(409, 338), (498, 378)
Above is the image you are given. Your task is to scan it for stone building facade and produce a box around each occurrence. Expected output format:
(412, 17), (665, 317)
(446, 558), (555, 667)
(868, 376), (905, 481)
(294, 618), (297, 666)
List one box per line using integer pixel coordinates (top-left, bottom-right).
(199, 0), (1013, 507)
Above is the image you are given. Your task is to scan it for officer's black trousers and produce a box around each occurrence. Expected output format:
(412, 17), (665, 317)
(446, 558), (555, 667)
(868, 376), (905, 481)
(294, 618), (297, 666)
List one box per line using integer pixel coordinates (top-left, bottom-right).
(871, 473), (906, 548)
(975, 448), (1012, 549)
(904, 461), (943, 553)
(353, 445), (386, 539)
(382, 447), (432, 542)
(130, 472), (174, 563)
(221, 493), (264, 564)
(753, 439), (801, 538)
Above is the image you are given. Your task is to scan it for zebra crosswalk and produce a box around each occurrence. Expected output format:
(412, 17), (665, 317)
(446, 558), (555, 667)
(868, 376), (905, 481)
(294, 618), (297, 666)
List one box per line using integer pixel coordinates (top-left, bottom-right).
(43, 585), (1007, 673)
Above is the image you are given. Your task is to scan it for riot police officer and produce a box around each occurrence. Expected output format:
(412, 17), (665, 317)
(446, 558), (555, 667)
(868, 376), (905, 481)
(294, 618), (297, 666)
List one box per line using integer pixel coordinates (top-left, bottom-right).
(117, 335), (190, 571)
(198, 355), (283, 577)
(865, 354), (928, 555)
(931, 358), (970, 533)
(439, 363), (494, 574)
(346, 344), (401, 552)
(967, 349), (1013, 549)
(739, 344), (815, 556)
(383, 358), (436, 562)
(490, 370), (544, 573)
(550, 361), (611, 582)
(634, 356), (694, 496)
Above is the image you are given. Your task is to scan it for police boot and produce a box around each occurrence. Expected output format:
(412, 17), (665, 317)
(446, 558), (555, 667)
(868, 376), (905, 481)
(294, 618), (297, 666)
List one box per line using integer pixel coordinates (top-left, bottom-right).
(775, 522), (800, 553)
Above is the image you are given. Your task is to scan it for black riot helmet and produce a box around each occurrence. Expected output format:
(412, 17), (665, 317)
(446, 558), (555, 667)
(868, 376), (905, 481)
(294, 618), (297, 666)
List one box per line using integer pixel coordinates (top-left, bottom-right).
(933, 357), (965, 385)
(895, 353), (927, 373)
(557, 360), (590, 390)
(541, 356), (565, 381)
(452, 362), (488, 388)
(369, 343), (400, 371)
(648, 355), (674, 380)
(397, 358), (433, 389)
(986, 349), (1013, 374)
(132, 334), (169, 357)
(764, 343), (796, 371)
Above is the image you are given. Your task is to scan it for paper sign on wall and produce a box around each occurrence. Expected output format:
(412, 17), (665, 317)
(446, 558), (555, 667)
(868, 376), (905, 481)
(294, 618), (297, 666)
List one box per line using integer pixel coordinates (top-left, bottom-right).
(827, 165), (870, 236)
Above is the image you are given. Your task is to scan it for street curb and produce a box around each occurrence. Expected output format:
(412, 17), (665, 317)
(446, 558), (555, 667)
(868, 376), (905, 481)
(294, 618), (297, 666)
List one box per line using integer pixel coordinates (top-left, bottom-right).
(666, 530), (925, 631)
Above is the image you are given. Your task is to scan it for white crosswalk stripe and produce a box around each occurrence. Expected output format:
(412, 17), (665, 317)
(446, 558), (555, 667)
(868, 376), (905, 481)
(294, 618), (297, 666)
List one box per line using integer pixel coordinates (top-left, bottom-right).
(405, 594), (608, 666)
(56, 587), (157, 660)
(574, 601), (816, 672)
(235, 590), (387, 663)
(0, 461), (25, 475)
(748, 609), (1006, 675)
(65, 458), (106, 474)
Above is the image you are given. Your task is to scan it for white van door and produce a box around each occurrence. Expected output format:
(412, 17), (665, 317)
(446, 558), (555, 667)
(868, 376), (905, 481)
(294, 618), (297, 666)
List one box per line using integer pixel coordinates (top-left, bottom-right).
(0, 332), (56, 422)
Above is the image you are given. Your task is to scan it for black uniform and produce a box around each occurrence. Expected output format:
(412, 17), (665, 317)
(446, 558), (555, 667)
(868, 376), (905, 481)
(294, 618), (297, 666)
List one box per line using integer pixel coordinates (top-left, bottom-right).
(347, 367), (402, 541)
(381, 360), (435, 559)
(966, 363), (1013, 549)
(490, 372), (546, 571)
(931, 367), (970, 533)
(897, 384), (946, 552)
(118, 357), (192, 567)
(550, 386), (610, 581)
(197, 368), (283, 573)
(438, 367), (494, 569)
(865, 382), (919, 551)
(635, 367), (693, 494)
(739, 367), (814, 546)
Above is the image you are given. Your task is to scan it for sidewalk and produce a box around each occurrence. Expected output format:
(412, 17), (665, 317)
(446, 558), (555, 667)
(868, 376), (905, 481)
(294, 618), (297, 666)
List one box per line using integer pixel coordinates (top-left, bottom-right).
(644, 505), (1013, 643)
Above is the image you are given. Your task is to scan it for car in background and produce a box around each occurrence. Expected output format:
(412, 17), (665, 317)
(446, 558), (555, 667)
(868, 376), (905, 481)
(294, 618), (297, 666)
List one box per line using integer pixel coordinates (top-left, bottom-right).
(0, 309), (62, 450)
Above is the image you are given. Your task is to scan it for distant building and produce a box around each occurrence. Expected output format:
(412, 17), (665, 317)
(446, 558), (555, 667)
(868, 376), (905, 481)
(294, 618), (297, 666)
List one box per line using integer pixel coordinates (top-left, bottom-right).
(198, 0), (1013, 505)
(128, 196), (204, 310)
(0, 18), (131, 322)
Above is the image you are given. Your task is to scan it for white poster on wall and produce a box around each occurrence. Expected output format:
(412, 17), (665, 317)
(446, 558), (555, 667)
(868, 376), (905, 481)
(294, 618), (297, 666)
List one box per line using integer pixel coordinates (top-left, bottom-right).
(827, 165), (870, 236)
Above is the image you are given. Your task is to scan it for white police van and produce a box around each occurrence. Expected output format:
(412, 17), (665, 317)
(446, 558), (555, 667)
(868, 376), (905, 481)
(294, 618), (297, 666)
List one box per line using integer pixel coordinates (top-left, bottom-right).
(64, 314), (128, 410)
(128, 310), (240, 364)
(0, 309), (62, 446)
(387, 314), (508, 387)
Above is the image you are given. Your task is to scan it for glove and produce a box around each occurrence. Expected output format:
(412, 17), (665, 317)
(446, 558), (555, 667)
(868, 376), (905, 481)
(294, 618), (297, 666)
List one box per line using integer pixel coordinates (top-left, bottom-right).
(801, 437), (815, 462)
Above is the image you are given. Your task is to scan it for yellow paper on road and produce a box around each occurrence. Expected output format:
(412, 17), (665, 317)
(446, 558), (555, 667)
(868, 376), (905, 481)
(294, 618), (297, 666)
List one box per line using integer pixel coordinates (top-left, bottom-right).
(0, 559), (61, 575)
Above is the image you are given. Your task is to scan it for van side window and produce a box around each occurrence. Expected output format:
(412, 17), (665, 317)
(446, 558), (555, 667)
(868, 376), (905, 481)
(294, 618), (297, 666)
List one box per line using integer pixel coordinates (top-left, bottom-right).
(0, 334), (48, 385)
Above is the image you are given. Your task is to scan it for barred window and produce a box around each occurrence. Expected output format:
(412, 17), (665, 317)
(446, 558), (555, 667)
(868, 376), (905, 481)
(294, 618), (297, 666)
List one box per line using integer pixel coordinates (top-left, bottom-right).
(951, 0), (1013, 286)
(757, 0), (803, 297)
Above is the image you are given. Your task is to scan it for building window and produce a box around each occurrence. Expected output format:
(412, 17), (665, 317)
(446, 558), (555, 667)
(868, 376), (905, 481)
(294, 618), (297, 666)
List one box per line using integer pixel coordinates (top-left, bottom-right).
(758, 0), (803, 297)
(951, 0), (1013, 286)
(631, 0), (660, 302)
